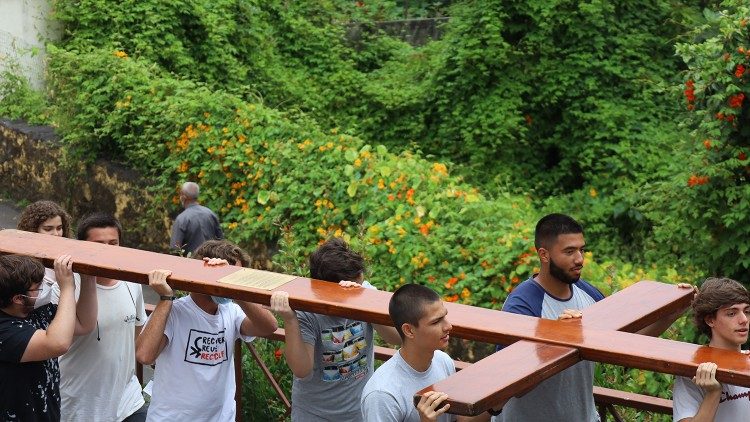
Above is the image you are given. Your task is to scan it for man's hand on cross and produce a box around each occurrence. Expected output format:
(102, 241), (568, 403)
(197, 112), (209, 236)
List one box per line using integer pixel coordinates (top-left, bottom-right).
(417, 391), (450, 421)
(558, 308), (583, 320)
(692, 362), (722, 393)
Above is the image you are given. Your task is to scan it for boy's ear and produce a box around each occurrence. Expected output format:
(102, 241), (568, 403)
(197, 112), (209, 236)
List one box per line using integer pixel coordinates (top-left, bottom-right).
(401, 322), (416, 340)
(704, 314), (716, 328)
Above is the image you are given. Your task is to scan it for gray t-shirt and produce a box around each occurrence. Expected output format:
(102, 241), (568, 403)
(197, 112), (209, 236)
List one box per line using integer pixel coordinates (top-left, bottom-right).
(496, 278), (603, 422)
(673, 375), (750, 421)
(292, 312), (374, 421)
(360, 349), (455, 422)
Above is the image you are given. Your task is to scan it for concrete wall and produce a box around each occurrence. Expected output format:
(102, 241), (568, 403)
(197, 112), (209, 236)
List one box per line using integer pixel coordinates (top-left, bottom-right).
(0, 0), (62, 90)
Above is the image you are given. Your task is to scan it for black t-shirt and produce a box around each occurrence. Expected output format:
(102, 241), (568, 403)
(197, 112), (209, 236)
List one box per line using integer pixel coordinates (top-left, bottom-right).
(0, 307), (60, 421)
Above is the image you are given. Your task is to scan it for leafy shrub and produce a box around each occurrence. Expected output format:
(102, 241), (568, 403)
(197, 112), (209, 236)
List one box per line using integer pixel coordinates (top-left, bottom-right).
(644, 0), (750, 282)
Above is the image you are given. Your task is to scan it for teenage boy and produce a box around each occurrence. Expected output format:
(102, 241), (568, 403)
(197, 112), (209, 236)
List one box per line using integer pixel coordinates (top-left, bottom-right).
(59, 213), (147, 421)
(270, 238), (401, 421)
(673, 277), (750, 421)
(495, 213), (690, 422)
(136, 240), (277, 422)
(360, 283), (489, 422)
(0, 254), (77, 421)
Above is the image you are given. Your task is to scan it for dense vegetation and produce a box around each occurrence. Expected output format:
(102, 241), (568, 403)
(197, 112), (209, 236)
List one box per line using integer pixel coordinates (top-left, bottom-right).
(2, 0), (749, 420)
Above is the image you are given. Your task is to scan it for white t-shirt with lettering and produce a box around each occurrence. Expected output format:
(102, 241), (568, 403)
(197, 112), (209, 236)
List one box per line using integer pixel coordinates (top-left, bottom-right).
(145, 296), (254, 422)
(673, 375), (750, 421)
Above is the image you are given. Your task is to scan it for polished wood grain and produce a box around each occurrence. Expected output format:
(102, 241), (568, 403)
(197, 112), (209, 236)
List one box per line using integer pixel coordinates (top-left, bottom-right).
(415, 341), (580, 415)
(2, 229), (747, 416)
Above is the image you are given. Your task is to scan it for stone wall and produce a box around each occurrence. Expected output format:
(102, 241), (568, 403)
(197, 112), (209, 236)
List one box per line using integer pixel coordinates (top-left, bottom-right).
(0, 119), (276, 268)
(0, 118), (170, 251)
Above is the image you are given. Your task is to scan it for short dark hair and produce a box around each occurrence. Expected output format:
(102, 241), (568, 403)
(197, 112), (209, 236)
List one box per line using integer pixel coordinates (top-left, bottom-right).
(693, 277), (750, 338)
(0, 255), (45, 307)
(17, 200), (72, 237)
(534, 213), (583, 249)
(77, 212), (122, 242)
(309, 238), (365, 283)
(389, 283), (441, 340)
(193, 240), (251, 267)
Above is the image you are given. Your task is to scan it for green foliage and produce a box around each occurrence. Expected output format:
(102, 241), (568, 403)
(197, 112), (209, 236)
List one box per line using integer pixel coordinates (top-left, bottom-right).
(44, 47), (540, 310)
(0, 68), (50, 125)
(240, 339), (291, 420)
(644, 0), (750, 282)
(3, 2), (732, 418)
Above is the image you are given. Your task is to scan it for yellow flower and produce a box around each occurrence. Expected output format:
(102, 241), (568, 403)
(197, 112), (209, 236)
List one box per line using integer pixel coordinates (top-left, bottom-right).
(589, 188), (598, 198)
(228, 222), (239, 229)
(432, 162), (448, 176)
(354, 158), (362, 167)
(113, 50), (128, 59)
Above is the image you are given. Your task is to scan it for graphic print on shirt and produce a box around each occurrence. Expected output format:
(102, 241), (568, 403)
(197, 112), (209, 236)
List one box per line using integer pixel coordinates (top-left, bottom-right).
(320, 321), (369, 382)
(183, 328), (228, 366)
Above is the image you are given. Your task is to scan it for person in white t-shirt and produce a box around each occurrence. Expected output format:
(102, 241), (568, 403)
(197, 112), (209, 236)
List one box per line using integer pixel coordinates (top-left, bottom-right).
(59, 213), (147, 422)
(136, 240), (278, 422)
(360, 283), (489, 422)
(673, 277), (750, 422)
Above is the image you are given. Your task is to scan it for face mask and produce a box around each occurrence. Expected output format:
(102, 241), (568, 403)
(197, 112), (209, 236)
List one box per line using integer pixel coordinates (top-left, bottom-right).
(211, 296), (232, 305)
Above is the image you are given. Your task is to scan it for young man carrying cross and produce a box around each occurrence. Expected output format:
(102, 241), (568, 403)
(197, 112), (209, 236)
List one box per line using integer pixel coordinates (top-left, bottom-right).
(673, 277), (750, 421)
(59, 213), (148, 421)
(270, 238), (402, 421)
(0, 254), (78, 421)
(360, 283), (489, 422)
(136, 240), (277, 421)
(494, 213), (691, 422)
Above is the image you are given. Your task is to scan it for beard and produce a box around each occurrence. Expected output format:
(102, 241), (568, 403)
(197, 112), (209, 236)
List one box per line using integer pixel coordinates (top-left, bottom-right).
(549, 257), (580, 285)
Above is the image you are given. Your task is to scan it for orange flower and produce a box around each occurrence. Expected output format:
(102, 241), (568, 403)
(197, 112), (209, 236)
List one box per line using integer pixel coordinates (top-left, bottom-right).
(274, 348), (283, 361)
(419, 224), (430, 236)
(739, 151), (747, 161)
(703, 139), (712, 150)
(460, 288), (471, 299)
(444, 294), (459, 303)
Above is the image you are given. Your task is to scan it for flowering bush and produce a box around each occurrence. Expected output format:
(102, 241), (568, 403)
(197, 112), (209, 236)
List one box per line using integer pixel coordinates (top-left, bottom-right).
(644, 1), (750, 280)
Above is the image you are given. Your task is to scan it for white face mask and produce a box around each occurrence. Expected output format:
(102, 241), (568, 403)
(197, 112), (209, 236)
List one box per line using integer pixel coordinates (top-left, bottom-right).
(211, 296), (232, 305)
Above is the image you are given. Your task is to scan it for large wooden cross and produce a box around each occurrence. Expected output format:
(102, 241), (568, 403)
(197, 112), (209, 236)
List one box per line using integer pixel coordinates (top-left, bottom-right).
(2, 229), (749, 416)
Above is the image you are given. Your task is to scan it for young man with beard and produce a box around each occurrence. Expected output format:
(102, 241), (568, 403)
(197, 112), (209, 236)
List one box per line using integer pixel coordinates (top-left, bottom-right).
(360, 283), (489, 422)
(673, 277), (750, 421)
(494, 213), (689, 422)
(0, 254), (77, 421)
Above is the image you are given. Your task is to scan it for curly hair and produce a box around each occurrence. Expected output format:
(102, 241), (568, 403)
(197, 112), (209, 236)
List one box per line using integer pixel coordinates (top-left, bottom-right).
(693, 277), (750, 338)
(17, 200), (72, 237)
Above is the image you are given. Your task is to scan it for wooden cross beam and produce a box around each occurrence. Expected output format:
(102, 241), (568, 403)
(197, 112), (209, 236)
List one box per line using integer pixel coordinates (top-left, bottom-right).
(1, 229), (749, 416)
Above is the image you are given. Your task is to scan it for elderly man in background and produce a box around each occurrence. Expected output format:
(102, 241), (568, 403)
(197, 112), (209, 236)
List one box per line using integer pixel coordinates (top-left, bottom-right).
(170, 182), (223, 254)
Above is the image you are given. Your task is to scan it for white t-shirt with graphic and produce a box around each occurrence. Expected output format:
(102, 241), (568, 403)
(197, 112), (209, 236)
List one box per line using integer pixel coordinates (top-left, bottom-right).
(673, 375), (750, 421)
(60, 281), (146, 422)
(145, 296), (254, 422)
